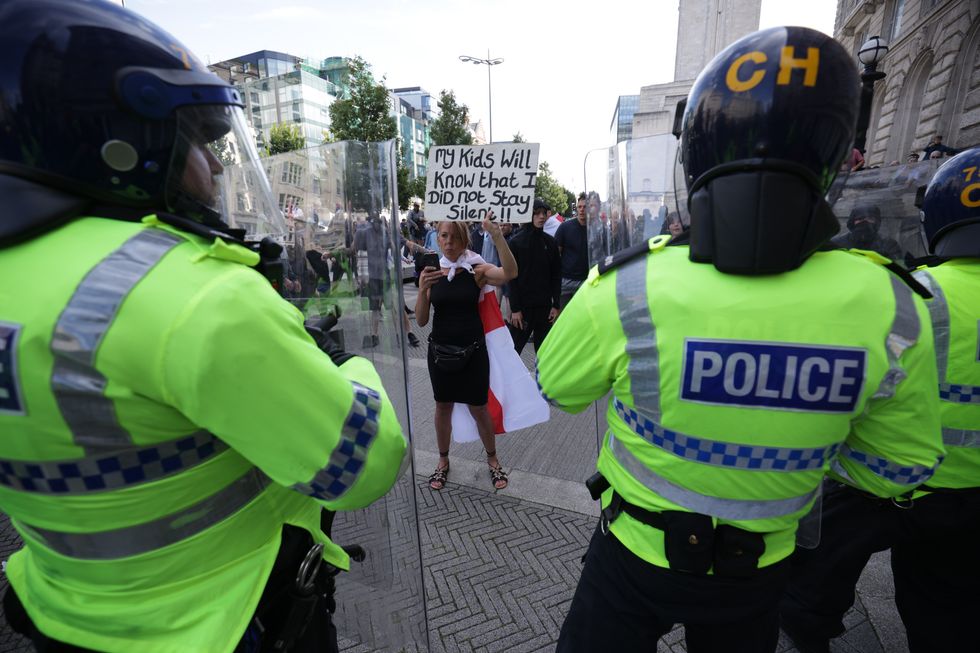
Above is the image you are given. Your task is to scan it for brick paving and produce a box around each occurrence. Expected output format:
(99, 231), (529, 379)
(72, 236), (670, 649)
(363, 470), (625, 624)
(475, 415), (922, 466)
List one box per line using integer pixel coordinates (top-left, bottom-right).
(0, 482), (907, 653)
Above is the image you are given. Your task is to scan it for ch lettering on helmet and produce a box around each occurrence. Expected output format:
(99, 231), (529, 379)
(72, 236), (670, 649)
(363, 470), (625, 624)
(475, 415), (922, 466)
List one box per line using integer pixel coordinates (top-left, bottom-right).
(962, 167), (980, 208)
(724, 46), (820, 93)
(0, 323), (25, 416)
(680, 339), (867, 413)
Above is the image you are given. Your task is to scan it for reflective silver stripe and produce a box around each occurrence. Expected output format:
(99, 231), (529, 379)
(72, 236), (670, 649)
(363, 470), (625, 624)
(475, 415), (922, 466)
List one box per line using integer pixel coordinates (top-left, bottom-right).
(292, 381), (382, 501)
(911, 271), (980, 404)
(616, 256), (661, 420)
(838, 443), (939, 486)
(19, 467), (269, 560)
(0, 431), (227, 494)
(942, 427), (980, 448)
(873, 276), (921, 399)
(51, 229), (182, 453)
(912, 270), (949, 380)
(608, 433), (818, 520)
(614, 398), (838, 472)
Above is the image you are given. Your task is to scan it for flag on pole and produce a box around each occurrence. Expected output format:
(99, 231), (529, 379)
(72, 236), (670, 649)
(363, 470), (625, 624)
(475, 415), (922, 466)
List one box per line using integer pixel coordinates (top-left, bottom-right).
(451, 286), (550, 442)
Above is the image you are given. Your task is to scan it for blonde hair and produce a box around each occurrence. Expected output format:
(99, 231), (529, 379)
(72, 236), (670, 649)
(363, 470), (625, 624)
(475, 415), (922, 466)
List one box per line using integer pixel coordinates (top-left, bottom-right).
(435, 221), (471, 253)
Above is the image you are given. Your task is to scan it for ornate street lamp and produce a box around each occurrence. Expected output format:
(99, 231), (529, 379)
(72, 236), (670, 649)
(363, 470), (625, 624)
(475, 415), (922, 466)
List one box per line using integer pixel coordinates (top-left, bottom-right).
(458, 51), (504, 144)
(854, 36), (889, 154)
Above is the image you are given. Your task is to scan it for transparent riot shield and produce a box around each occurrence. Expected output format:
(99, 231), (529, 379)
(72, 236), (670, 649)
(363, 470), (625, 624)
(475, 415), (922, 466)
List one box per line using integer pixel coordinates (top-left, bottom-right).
(583, 135), (679, 268)
(259, 140), (427, 650)
(582, 136), (678, 453)
(826, 159), (946, 264)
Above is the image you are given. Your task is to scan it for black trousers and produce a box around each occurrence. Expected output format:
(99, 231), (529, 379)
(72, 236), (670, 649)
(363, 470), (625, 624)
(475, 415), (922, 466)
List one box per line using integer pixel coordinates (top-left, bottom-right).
(507, 305), (553, 354)
(557, 524), (790, 653)
(4, 526), (339, 653)
(780, 481), (980, 652)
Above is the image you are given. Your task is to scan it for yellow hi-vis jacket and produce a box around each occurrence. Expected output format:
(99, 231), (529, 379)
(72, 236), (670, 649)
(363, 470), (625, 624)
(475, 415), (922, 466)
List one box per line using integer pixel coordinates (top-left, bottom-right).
(913, 260), (980, 490)
(536, 240), (944, 571)
(0, 216), (407, 653)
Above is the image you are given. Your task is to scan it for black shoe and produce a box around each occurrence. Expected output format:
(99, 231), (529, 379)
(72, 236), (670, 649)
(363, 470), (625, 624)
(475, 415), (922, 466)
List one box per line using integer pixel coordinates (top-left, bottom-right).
(407, 333), (420, 348)
(362, 334), (379, 349)
(780, 617), (830, 653)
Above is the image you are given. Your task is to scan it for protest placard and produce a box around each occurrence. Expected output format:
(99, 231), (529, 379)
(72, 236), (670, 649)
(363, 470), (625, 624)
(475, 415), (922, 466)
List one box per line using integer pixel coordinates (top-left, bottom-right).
(424, 143), (540, 223)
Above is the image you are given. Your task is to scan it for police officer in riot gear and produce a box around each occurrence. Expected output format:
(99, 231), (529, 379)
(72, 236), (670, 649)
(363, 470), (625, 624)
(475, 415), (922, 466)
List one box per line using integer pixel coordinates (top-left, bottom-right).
(830, 204), (904, 261)
(0, 2), (406, 652)
(780, 148), (980, 653)
(537, 26), (944, 653)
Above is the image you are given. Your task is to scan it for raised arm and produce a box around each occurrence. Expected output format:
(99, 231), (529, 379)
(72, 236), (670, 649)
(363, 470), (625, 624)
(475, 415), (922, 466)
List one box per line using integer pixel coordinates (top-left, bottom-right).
(476, 212), (517, 286)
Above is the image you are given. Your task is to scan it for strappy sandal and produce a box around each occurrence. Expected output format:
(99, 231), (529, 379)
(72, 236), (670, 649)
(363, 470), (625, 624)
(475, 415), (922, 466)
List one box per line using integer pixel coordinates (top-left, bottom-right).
(429, 452), (450, 490)
(486, 449), (508, 490)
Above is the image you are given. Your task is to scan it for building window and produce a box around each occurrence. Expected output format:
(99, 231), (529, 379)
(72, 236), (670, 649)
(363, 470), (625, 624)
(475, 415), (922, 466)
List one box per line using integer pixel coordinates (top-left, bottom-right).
(281, 162), (304, 186)
(919, 0), (939, 18)
(888, 0), (906, 41)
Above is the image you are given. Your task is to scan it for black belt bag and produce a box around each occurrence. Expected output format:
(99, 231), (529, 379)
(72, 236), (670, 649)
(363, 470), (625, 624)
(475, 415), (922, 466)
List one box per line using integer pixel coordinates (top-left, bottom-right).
(428, 338), (480, 372)
(599, 488), (765, 578)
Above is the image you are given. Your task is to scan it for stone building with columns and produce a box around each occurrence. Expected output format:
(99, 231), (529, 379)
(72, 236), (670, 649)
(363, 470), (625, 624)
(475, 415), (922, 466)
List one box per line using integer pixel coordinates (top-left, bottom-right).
(835, 0), (980, 164)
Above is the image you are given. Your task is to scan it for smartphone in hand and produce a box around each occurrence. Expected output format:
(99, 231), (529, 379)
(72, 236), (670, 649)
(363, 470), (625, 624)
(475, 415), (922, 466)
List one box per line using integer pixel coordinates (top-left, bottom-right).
(419, 252), (440, 270)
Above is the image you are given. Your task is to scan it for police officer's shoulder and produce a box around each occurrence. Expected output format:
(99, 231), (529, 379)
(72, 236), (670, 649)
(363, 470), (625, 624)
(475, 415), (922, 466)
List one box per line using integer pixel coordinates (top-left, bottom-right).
(596, 235), (673, 276)
(839, 248), (932, 300)
(149, 213), (260, 267)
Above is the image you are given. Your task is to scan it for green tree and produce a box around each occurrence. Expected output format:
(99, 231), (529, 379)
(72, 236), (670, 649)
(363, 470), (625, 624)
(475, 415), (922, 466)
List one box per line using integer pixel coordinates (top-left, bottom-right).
(326, 56), (400, 213)
(512, 132), (526, 143)
(430, 90), (473, 146)
(327, 56), (397, 143)
(535, 161), (573, 216)
(266, 123), (306, 156)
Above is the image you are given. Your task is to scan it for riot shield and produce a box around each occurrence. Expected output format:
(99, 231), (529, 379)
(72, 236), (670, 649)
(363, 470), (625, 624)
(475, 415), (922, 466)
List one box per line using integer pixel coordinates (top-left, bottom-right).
(259, 140), (427, 650)
(826, 159), (945, 264)
(582, 136), (678, 453)
(583, 135), (679, 267)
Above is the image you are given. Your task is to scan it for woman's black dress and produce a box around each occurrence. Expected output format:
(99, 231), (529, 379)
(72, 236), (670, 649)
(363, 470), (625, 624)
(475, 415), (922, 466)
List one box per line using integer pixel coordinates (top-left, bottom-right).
(427, 270), (490, 405)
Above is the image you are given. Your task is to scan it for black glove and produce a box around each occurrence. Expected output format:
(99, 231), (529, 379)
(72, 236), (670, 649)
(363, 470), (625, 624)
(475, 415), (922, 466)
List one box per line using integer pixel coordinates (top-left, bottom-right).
(304, 310), (355, 367)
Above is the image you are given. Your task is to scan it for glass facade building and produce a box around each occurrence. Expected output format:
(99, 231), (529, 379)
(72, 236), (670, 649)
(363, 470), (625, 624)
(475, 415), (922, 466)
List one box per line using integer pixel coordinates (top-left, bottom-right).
(391, 87), (433, 179)
(610, 95), (640, 143)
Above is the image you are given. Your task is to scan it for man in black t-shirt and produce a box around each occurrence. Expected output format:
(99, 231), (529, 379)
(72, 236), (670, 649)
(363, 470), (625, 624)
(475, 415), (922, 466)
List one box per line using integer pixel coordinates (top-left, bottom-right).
(554, 193), (590, 308)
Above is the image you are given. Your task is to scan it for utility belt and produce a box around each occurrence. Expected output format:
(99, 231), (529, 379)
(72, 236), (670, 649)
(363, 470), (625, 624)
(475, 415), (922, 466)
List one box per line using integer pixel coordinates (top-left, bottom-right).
(239, 520), (364, 653)
(837, 479), (980, 509)
(586, 472), (766, 579)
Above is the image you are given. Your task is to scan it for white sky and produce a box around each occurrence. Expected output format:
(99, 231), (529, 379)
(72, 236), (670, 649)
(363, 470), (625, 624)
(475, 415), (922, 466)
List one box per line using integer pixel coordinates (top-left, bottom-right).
(125, 0), (837, 191)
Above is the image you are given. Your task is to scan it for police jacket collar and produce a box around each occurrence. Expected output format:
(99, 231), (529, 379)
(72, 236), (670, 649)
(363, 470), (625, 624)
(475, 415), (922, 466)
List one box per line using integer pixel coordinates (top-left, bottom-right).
(0, 175), (89, 248)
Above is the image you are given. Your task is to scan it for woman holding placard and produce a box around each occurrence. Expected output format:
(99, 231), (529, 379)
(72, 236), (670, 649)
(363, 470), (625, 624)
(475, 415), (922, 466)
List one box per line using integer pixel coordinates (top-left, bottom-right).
(415, 213), (518, 491)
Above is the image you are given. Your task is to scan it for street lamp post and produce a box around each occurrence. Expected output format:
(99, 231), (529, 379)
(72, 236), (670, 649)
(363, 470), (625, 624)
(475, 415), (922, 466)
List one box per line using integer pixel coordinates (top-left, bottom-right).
(458, 50), (504, 144)
(855, 35), (889, 154)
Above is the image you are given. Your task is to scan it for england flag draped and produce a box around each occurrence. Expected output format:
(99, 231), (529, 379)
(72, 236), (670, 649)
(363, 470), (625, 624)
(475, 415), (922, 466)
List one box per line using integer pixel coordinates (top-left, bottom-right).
(451, 286), (550, 441)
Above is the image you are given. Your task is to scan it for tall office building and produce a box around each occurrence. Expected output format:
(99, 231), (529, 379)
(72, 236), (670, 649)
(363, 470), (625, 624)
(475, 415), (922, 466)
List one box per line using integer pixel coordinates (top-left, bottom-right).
(629, 0), (761, 139)
(390, 87), (433, 179)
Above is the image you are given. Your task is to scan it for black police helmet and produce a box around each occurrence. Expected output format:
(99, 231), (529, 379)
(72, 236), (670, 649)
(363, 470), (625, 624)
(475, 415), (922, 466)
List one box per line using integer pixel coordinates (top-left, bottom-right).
(0, 0), (244, 242)
(680, 26), (860, 274)
(921, 147), (980, 257)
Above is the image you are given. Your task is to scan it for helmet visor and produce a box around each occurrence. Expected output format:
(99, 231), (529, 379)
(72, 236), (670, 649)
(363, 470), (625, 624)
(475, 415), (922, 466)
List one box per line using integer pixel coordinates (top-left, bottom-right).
(166, 105), (286, 238)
